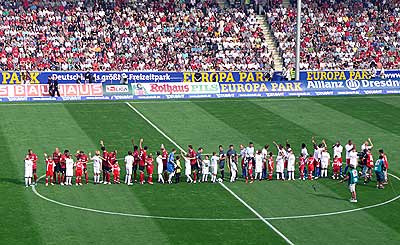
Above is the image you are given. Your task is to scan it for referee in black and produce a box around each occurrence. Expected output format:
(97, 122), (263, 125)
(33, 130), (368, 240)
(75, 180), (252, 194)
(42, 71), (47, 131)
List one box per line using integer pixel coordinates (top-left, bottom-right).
(48, 75), (60, 97)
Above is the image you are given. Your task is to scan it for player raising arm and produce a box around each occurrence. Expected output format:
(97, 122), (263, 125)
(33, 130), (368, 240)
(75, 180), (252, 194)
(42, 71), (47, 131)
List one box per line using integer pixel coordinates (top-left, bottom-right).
(139, 138), (148, 185)
(361, 138), (373, 151)
(43, 153), (55, 186)
(157, 152), (165, 184)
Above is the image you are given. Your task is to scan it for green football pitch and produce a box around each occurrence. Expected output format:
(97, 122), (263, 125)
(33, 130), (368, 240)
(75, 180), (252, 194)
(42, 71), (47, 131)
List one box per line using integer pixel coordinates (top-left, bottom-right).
(1, 95), (400, 245)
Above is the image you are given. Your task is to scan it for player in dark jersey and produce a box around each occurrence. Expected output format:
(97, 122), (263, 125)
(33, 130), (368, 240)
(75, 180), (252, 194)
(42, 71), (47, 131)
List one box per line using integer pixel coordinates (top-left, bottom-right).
(52, 147), (61, 184)
(139, 138), (148, 184)
(188, 145), (197, 183)
(100, 140), (109, 184)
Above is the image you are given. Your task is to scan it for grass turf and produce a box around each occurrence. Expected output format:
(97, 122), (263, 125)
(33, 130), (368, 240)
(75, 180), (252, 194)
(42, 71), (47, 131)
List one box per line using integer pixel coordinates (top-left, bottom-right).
(1, 95), (400, 244)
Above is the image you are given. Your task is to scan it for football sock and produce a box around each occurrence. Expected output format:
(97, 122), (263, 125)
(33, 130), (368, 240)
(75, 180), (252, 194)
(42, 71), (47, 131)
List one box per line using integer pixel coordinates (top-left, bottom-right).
(34, 173), (37, 182)
(186, 174), (192, 182)
(46, 178), (48, 184)
(25, 178), (28, 186)
(221, 170), (224, 180)
(125, 175), (128, 184)
(148, 175), (153, 183)
(139, 172), (144, 183)
(133, 171), (137, 182)
(193, 172), (197, 181)
(106, 172), (110, 182)
(168, 173), (174, 182)
(85, 173), (88, 183)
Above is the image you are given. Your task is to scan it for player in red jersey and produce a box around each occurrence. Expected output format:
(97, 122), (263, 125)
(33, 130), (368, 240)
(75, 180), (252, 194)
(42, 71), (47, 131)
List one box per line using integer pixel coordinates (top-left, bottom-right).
(299, 153), (306, 180)
(267, 152), (274, 180)
(60, 150), (69, 185)
(107, 150), (117, 185)
(146, 153), (154, 185)
(28, 149), (38, 184)
(363, 149), (374, 183)
(100, 140), (109, 183)
(332, 156), (341, 180)
(139, 138), (148, 184)
(188, 145), (197, 183)
(131, 138), (140, 183)
(52, 148), (61, 184)
(76, 150), (89, 184)
(307, 156), (315, 180)
(246, 158), (254, 184)
(161, 144), (168, 181)
(43, 153), (55, 186)
(75, 160), (84, 186)
(112, 161), (120, 184)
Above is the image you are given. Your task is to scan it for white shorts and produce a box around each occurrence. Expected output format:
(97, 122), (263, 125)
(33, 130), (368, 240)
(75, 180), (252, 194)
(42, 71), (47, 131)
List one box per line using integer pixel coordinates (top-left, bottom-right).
(255, 164), (262, 173)
(185, 165), (191, 176)
(93, 165), (101, 174)
(276, 163), (284, 173)
(202, 168), (209, 175)
(158, 166), (164, 175)
(230, 163), (238, 172)
(126, 167), (132, 175)
(66, 168), (73, 177)
(212, 165), (218, 175)
(321, 162), (329, 169)
(349, 184), (356, 192)
(287, 165), (295, 171)
(25, 168), (33, 178)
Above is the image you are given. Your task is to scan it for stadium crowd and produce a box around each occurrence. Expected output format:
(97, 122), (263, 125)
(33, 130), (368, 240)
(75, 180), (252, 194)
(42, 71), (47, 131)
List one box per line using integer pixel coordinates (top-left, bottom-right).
(24, 137), (389, 202)
(266, 0), (400, 70)
(0, 0), (274, 71)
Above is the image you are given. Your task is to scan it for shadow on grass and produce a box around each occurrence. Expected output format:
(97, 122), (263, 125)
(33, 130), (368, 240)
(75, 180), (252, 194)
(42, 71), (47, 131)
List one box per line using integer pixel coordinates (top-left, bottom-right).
(307, 192), (347, 201)
(0, 177), (25, 186)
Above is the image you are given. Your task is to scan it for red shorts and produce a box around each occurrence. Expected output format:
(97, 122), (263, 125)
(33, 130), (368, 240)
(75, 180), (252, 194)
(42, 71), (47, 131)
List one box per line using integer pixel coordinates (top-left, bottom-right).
(336, 157), (342, 163)
(76, 170), (82, 177)
(346, 158), (350, 165)
(146, 165), (154, 175)
(313, 159), (320, 167)
(113, 171), (120, 176)
(299, 165), (305, 172)
(46, 170), (53, 176)
(308, 165), (314, 172)
(333, 165), (340, 173)
(268, 166), (274, 172)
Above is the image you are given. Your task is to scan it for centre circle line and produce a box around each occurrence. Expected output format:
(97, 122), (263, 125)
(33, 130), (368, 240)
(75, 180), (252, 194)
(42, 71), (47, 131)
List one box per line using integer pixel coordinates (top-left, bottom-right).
(31, 173), (400, 221)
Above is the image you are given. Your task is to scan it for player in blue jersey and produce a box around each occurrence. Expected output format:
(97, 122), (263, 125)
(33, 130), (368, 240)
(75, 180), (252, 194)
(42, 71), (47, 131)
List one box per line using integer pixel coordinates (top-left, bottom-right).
(341, 164), (358, 202)
(167, 149), (177, 184)
(374, 155), (385, 189)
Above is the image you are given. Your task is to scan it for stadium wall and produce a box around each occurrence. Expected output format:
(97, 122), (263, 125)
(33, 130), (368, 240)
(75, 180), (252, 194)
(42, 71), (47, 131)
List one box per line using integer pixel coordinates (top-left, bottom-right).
(0, 71), (400, 102)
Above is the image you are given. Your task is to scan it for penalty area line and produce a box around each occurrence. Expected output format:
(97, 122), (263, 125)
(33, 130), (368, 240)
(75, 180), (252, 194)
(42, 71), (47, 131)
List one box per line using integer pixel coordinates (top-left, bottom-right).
(124, 102), (294, 245)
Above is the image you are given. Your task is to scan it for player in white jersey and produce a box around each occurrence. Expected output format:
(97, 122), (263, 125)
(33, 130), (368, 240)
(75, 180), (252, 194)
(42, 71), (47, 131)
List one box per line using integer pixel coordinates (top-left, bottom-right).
(255, 150), (263, 181)
(229, 151), (238, 182)
(65, 154), (74, 186)
(276, 152), (285, 180)
(89, 151), (102, 184)
(124, 151), (134, 185)
(210, 152), (219, 183)
(24, 156), (33, 187)
(181, 153), (193, 183)
(202, 155), (210, 182)
(287, 150), (296, 180)
(332, 141), (343, 177)
(344, 140), (354, 175)
(157, 152), (165, 184)
(261, 145), (269, 179)
(361, 138), (373, 151)
(349, 147), (358, 169)
(320, 149), (330, 178)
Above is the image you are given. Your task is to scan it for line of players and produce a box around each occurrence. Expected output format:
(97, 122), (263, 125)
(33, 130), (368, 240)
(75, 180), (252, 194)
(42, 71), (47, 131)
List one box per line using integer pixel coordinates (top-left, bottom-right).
(24, 137), (389, 188)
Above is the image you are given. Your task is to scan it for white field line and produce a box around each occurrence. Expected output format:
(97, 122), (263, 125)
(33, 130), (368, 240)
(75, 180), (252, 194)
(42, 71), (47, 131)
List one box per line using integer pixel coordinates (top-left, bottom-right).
(2, 94), (400, 106)
(124, 102), (294, 244)
(32, 173), (400, 223)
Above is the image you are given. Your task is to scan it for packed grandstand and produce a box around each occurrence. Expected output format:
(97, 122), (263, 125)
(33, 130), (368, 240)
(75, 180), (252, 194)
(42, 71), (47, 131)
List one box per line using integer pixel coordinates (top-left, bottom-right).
(0, 0), (398, 71)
